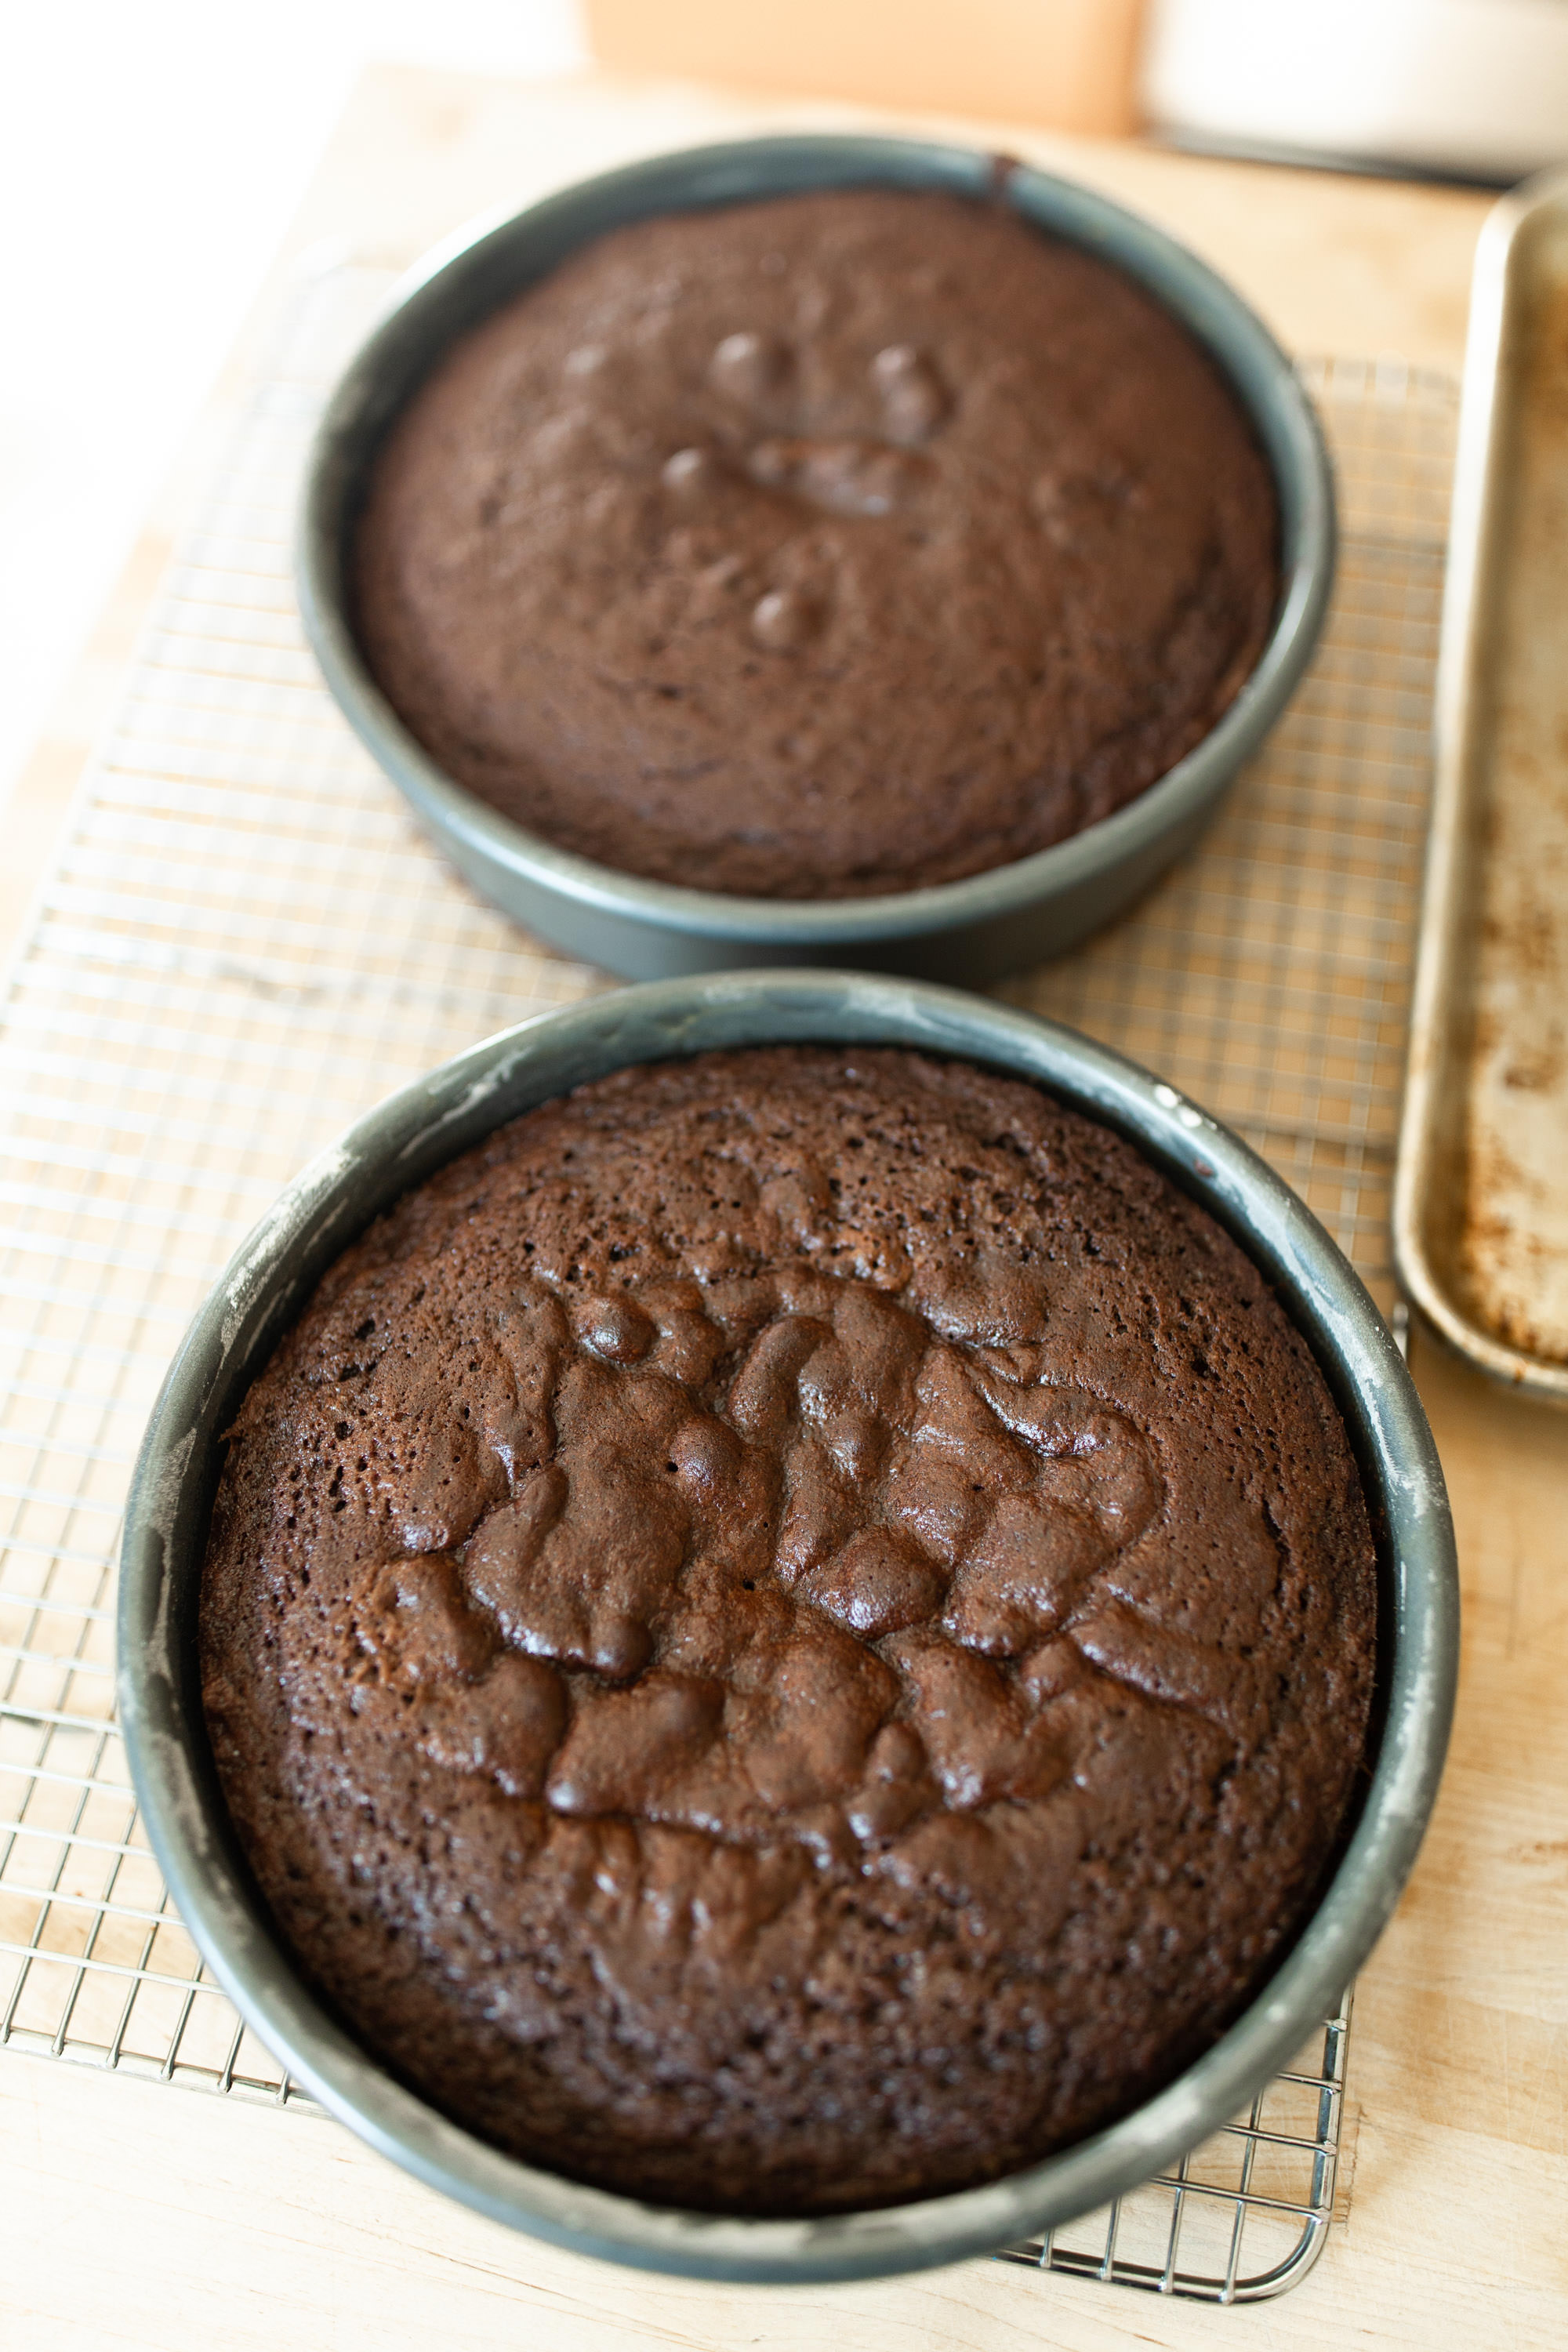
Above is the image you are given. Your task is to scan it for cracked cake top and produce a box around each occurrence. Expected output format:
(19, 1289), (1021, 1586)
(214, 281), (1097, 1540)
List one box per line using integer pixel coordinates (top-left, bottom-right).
(200, 1046), (1374, 2213)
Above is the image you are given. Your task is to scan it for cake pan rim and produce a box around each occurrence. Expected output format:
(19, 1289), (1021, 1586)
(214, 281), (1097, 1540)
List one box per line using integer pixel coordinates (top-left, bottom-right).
(118, 970), (1455, 2284)
(296, 132), (1336, 967)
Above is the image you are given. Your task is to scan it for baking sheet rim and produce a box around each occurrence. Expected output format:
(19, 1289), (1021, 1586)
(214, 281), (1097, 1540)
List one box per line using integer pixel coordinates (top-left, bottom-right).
(1392, 165), (1568, 1406)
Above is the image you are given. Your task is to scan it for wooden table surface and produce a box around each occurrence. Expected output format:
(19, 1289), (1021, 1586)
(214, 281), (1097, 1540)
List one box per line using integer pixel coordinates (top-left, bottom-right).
(5, 61), (1566, 2352)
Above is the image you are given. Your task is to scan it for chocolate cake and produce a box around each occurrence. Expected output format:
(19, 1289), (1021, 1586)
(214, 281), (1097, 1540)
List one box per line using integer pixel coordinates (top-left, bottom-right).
(200, 1047), (1375, 2215)
(352, 188), (1279, 898)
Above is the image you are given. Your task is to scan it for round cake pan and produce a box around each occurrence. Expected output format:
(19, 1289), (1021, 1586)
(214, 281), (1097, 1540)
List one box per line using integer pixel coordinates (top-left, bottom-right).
(119, 972), (1455, 2285)
(297, 136), (1337, 984)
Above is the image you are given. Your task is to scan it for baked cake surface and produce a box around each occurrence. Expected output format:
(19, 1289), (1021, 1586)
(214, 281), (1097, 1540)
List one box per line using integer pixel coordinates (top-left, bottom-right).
(201, 1047), (1374, 2214)
(354, 189), (1279, 898)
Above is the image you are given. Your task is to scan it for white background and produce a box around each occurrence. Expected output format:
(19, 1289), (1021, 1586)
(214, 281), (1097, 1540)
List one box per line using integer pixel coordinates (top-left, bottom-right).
(0, 2), (586, 815)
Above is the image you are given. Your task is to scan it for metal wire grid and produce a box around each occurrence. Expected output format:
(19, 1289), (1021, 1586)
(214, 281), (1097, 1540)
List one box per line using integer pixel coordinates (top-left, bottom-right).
(1000, 1993), (1352, 2304)
(0, 258), (1453, 2300)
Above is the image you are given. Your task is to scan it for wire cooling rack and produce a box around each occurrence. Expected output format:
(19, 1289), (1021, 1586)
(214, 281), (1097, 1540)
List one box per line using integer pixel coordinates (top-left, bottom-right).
(0, 256), (1453, 2308)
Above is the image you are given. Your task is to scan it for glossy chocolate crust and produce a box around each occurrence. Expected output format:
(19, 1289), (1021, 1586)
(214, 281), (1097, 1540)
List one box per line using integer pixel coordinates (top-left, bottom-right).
(201, 1048), (1374, 2213)
(353, 190), (1279, 898)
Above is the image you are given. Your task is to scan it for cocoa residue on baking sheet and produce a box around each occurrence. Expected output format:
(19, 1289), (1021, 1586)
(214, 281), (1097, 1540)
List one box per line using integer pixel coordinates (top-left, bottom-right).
(1446, 265), (1568, 1368)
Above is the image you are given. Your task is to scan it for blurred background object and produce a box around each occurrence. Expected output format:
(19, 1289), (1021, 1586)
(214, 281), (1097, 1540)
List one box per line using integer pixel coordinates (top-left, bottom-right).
(584, 0), (1147, 133)
(585, 0), (1568, 182)
(1142, 0), (1568, 182)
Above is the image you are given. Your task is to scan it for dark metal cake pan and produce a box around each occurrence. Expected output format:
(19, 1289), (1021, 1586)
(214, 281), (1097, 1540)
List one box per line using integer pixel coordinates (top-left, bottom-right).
(296, 136), (1336, 982)
(118, 973), (1455, 2285)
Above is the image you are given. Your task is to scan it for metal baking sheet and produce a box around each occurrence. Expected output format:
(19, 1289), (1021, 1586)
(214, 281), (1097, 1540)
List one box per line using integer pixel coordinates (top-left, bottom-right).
(1395, 169), (1568, 1402)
